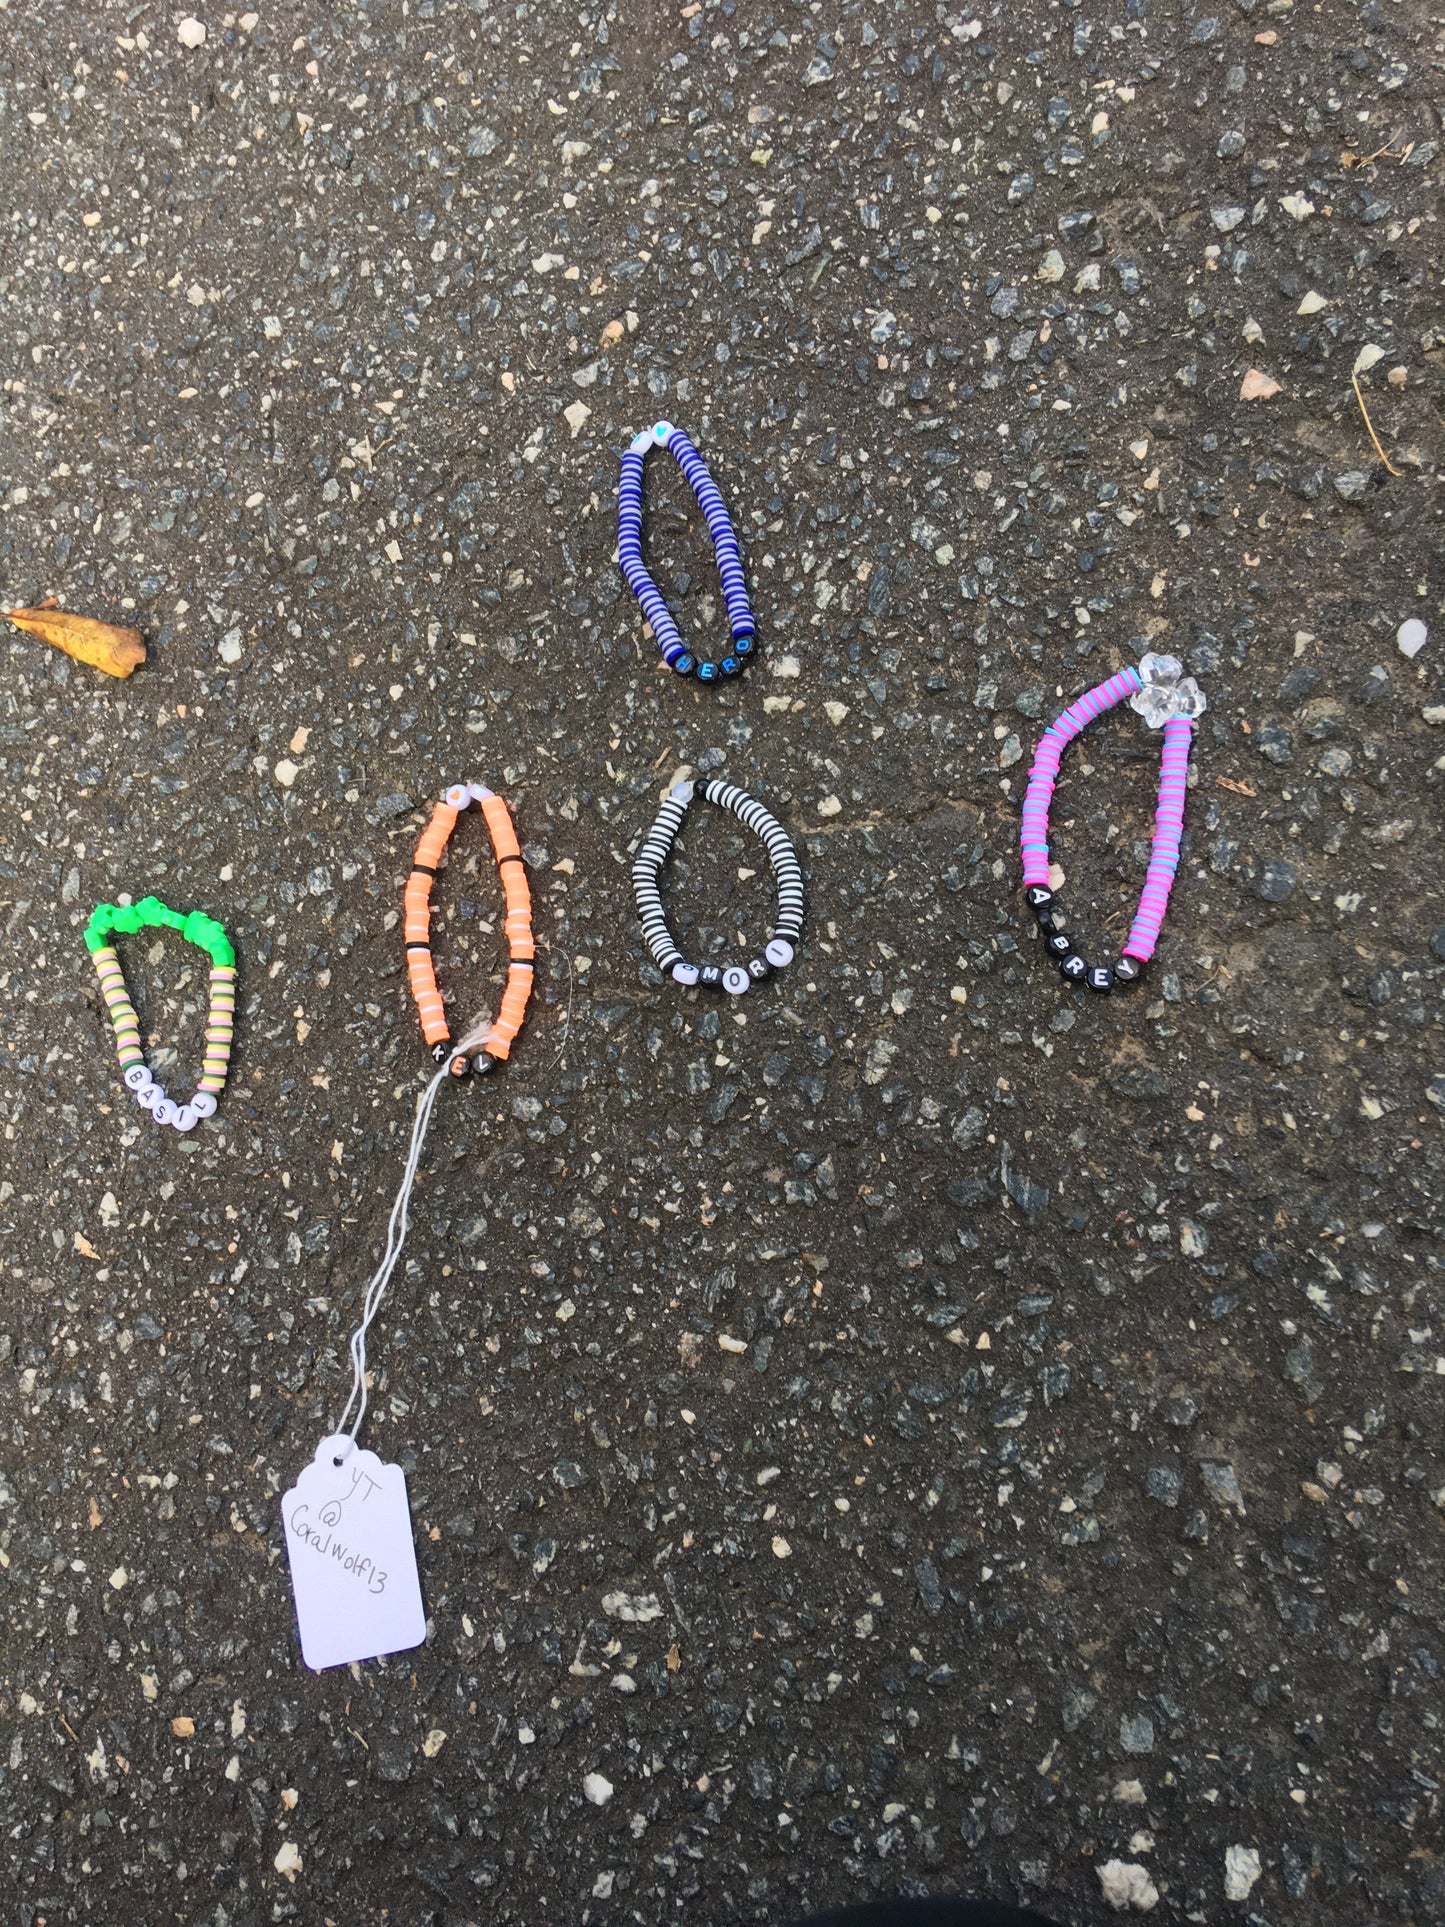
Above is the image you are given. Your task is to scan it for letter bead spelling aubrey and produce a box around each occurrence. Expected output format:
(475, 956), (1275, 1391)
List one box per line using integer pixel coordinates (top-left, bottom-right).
(84, 896), (237, 1132)
(1019, 654), (1205, 991)
(403, 783), (535, 1076)
(617, 421), (756, 680)
(632, 777), (805, 996)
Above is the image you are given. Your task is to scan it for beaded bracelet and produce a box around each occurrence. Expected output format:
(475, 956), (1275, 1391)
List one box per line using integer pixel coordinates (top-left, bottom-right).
(617, 420), (756, 682)
(84, 896), (236, 1131)
(1019, 653), (1206, 991)
(404, 781), (535, 1076)
(633, 776), (804, 994)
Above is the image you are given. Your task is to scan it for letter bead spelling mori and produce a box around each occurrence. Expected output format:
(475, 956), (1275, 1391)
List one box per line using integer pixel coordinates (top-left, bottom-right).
(632, 776), (805, 996)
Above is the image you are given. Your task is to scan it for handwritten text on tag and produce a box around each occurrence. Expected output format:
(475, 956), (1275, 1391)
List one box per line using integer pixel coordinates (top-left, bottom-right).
(281, 1435), (426, 1671)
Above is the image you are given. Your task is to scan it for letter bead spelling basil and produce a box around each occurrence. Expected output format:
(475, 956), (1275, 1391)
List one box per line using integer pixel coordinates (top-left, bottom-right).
(617, 421), (756, 680)
(632, 777), (804, 996)
(84, 896), (236, 1132)
(1019, 654), (1206, 990)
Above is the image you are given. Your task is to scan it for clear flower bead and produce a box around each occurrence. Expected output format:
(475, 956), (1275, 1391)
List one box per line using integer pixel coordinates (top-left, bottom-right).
(1130, 652), (1207, 726)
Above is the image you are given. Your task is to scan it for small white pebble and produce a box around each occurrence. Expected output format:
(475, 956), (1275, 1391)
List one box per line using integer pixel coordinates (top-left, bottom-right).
(1397, 617), (1428, 658)
(1224, 1844), (1262, 1902)
(771, 1534), (792, 1558)
(273, 759), (299, 788)
(273, 1842), (302, 1881)
(583, 1771), (614, 1806)
(1096, 1859), (1158, 1912)
(109, 1566), (127, 1590)
(177, 18), (207, 49)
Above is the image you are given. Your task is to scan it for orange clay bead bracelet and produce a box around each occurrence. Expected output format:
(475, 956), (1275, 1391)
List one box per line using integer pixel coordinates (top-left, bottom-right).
(404, 781), (535, 1078)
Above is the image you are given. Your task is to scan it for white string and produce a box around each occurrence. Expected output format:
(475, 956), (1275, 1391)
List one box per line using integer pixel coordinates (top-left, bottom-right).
(336, 1011), (496, 1449)
(337, 1064), (450, 1445)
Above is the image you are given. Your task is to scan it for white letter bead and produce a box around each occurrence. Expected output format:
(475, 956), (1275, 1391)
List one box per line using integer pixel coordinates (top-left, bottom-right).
(765, 938), (796, 969)
(172, 1105), (199, 1132)
(152, 1097), (179, 1127)
(137, 1084), (162, 1112)
(190, 1090), (218, 1118)
(123, 1064), (153, 1093)
(672, 962), (700, 987)
(721, 966), (751, 996)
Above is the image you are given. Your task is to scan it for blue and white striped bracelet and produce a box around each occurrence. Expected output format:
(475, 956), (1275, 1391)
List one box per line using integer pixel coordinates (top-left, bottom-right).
(617, 421), (756, 682)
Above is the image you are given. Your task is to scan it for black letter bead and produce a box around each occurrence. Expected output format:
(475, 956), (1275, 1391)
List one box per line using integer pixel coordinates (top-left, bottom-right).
(1025, 885), (1054, 912)
(1059, 952), (1087, 982)
(746, 957), (771, 982)
(1046, 931), (1072, 959)
(1114, 955), (1141, 983)
(1086, 966), (1114, 993)
(698, 965), (725, 992)
(1034, 909), (1057, 936)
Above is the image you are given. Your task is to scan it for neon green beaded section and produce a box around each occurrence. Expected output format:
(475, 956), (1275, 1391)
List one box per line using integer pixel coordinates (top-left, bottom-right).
(85, 895), (236, 968)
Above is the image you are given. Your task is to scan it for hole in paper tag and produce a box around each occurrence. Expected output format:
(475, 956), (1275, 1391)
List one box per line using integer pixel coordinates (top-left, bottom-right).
(281, 1435), (426, 1671)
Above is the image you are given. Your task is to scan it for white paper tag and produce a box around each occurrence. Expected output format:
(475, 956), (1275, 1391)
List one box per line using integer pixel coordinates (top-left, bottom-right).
(281, 1434), (426, 1671)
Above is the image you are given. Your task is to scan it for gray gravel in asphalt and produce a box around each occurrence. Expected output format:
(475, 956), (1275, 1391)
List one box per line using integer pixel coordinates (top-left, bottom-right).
(1, 2), (1443, 1923)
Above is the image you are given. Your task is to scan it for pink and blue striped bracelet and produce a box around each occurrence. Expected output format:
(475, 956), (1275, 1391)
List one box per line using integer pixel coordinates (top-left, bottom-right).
(1019, 654), (1206, 992)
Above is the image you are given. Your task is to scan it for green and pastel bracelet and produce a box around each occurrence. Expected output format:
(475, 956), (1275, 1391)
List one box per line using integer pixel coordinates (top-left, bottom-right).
(84, 896), (236, 1133)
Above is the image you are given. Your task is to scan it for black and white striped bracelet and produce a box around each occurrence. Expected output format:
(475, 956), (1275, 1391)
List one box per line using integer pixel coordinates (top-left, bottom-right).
(632, 777), (805, 995)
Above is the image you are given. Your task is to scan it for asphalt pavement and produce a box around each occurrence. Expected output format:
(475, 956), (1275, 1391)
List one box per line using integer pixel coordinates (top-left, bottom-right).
(1, 2), (1442, 1923)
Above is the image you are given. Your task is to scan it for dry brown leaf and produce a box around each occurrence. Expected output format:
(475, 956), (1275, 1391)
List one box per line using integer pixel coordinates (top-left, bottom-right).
(3, 597), (146, 678)
(1239, 368), (1282, 401)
